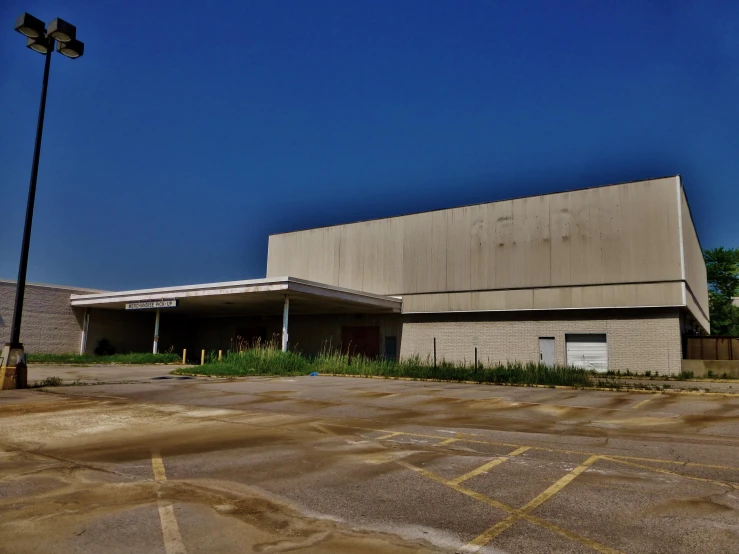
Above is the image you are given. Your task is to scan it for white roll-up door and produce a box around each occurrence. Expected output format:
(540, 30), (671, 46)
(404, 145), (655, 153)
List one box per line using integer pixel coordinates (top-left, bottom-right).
(566, 334), (607, 372)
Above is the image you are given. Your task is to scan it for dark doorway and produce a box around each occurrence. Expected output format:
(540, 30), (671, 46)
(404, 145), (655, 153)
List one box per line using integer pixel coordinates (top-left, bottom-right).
(341, 326), (380, 358)
(384, 336), (398, 360)
(235, 326), (267, 349)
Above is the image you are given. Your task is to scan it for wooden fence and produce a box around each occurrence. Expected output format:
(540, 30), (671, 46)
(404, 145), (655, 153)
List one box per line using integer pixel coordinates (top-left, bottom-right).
(685, 336), (739, 361)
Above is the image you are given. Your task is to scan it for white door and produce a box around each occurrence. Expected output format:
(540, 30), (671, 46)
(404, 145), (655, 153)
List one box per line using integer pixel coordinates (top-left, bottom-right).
(539, 337), (555, 366)
(566, 334), (607, 372)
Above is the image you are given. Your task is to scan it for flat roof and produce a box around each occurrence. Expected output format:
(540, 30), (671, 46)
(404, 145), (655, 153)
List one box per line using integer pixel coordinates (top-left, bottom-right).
(70, 276), (402, 315)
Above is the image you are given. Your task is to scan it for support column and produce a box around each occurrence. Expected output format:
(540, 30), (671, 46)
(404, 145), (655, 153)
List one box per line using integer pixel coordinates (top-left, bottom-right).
(79, 309), (90, 355)
(281, 295), (289, 352)
(153, 308), (160, 354)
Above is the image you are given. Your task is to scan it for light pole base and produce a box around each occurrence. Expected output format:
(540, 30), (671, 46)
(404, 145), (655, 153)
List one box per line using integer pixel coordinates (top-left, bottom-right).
(1, 343), (28, 390)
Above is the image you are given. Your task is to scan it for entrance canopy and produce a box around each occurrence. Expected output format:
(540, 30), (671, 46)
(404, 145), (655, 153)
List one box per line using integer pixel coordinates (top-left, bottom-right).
(69, 276), (402, 315)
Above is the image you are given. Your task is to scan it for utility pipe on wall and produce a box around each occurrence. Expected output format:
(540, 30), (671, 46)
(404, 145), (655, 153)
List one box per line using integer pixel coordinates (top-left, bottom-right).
(282, 295), (290, 352)
(153, 308), (160, 354)
(78, 309), (89, 355)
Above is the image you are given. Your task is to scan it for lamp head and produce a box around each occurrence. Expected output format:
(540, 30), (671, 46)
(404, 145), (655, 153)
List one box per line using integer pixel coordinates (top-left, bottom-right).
(14, 12), (45, 38)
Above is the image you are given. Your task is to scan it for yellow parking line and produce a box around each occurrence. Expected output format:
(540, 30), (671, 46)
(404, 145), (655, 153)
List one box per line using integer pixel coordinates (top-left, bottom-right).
(375, 432), (402, 440)
(398, 458), (620, 553)
(310, 422), (337, 435)
(522, 514), (623, 554)
(449, 446), (530, 485)
(465, 455), (601, 550)
(151, 452), (187, 554)
(601, 456), (739, 490)
(631, 395), (659, 410)
(522, 455), (601, 511)
(321, 422), (739, 472)
(152, 453), (167, 481)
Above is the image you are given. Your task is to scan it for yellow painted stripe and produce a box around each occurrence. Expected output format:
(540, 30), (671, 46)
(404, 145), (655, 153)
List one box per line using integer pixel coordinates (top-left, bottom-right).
(466, 516), (521, 550)
(151, 453), (187, 554)
(324, 422), (739, 472)
(522, 455), (600, 512)
(631, 395), (659, 410)
(309, 422), (337, 435)
(151, 452), (167, 481)
(601, 456), (739, 490)
(157, 502), (187, 554)
(464, 456), (600, 549)
(375, 432), (402, 440)
(438, 438), (458, 445)
(449, 446), (530, 485)
(396, 460), (516, 513)
(398, 459), (621, 553)
(523, 514), (624, 554)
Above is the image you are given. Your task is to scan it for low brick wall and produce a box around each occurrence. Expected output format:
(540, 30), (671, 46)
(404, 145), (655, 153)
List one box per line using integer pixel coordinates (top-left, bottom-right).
(0, 280), (100, 354)
(400, 308), (682, 375)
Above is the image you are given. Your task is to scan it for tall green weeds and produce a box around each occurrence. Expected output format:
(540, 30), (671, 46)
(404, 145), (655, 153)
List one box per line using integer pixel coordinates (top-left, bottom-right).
(177, 342), (595, 387)
(28, 353), (181, 364)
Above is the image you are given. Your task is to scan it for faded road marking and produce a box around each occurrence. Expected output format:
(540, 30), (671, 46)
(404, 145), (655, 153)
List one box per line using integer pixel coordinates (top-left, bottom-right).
(152, 453), (167, 481)
(449, 446), (530, 485)
(151, 452), (187, 554)
(326, 422), (739, 472)
(464, 455), (605, 552)
(375, 432), (402, 440)
(398, 457), (620, 554)
(310, 422), (337, 435)
(631, 395), (660, 410)
(601, 456), (739, 490)
(437, 438), (458, 445)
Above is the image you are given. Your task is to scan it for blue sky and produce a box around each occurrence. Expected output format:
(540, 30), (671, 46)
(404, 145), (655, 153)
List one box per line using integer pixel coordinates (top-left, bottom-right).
(1, 0), (738, 290)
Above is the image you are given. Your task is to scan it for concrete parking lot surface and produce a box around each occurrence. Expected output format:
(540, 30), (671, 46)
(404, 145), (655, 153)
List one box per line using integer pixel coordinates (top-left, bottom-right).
(2, 366), (739, 553)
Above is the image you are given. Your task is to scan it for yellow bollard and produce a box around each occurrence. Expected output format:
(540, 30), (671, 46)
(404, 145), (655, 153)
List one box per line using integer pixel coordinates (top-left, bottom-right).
(218, 350), (222, 361)
(182, 348), (187, 364)
(201, 349), (205, 365)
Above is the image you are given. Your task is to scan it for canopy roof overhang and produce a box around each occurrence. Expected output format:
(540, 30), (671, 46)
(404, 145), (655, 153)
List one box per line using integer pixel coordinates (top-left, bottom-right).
(70, 277), (402, 316)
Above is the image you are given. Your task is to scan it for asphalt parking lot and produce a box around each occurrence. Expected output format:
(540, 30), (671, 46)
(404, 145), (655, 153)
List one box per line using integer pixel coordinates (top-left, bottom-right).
(2, 366), (739, 553)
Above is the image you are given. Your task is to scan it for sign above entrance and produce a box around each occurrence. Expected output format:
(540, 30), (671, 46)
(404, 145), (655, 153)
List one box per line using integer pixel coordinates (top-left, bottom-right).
(125, 299), (178, 310)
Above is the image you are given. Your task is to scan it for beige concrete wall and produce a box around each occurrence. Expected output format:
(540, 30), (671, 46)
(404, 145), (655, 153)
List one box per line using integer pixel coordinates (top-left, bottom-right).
(681, 360), (739, 378)
(402, 282), (685, 313)
(268, 178), (685, 311)
(399, 308), (682, 375)
(0, 280), (96, 354)
(680, 184), (709, 332)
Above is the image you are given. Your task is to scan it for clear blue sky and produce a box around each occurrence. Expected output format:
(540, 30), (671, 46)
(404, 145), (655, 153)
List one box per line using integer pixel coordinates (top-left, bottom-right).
(1, 0), (737, 291)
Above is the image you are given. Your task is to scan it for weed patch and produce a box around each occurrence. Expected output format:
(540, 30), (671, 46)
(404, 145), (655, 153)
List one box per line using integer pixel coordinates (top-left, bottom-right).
(28, 353), (181, 365)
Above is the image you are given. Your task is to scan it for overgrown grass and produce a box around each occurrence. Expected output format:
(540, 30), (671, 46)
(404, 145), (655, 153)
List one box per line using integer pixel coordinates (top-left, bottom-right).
(31, 376), (64, 387)
(27, 352), (181, 365)
(175, 344), (595, 387)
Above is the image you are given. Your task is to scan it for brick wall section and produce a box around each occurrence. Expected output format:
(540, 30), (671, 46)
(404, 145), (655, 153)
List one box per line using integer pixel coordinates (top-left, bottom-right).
(0, 280), (100, 354)
(399, 308), (682, 375)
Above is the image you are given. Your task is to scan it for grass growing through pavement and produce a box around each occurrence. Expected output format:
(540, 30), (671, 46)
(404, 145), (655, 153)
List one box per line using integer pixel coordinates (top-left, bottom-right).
(27, 353), (181, 365)
(175, 343), (595, 387)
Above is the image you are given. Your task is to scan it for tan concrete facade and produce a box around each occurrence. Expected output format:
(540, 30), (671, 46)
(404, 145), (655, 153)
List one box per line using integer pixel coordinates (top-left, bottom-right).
(267, 176), (709, 333)
(0, 280), (96, 354)
(399, 308), (683, 374)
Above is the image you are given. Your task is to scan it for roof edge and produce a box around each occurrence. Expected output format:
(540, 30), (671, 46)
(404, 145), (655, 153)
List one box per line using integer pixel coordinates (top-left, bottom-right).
(269, 174), (681, 237)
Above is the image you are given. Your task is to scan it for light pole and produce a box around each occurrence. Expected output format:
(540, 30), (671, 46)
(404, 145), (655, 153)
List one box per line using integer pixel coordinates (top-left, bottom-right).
(0, 14), (85, 390)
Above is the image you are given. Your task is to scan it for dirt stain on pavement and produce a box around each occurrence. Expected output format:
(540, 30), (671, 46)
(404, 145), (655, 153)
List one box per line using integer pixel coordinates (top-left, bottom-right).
(0, 458), (442, 554)
(646, 497), (736, 516)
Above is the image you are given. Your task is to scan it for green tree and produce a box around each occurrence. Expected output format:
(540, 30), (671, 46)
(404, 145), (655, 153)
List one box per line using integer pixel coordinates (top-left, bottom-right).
(704, 247), (739, 335)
